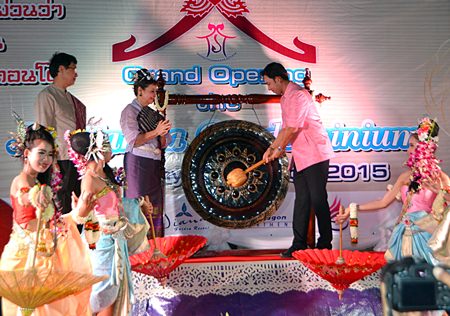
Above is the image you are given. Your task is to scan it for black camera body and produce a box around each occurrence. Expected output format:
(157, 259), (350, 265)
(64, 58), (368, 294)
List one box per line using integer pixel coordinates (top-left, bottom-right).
(382, 257), (450, 312)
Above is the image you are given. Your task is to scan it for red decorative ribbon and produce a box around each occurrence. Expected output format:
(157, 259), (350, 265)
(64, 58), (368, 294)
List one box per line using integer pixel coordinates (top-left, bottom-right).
(112, 0), (316, 63)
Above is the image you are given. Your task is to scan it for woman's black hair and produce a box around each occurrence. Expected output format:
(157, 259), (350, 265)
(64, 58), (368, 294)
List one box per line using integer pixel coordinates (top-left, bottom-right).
(24, 124), (56, 185)
(70, 132), (91, 156)
(133, 68), (157, 96)
(70, 132), (118, 184)
(429, 120), (439, 138)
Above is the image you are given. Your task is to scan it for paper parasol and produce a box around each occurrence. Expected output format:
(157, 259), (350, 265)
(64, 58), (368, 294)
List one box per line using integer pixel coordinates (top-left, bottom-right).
(130, 235), (207, 285)
(293, 249), (386, 299)
(0, 268), (107, 316)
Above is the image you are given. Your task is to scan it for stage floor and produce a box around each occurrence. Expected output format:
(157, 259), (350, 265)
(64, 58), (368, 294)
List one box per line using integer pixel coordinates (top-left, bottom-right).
(131, 249), (383, 316)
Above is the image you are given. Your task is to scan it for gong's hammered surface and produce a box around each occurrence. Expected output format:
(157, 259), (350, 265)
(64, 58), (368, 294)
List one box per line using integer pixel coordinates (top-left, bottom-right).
(182, 120), (289, 228)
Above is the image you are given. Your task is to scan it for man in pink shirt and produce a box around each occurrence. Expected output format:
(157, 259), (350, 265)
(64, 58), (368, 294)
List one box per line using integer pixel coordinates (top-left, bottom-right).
(262, 62), (335, 258)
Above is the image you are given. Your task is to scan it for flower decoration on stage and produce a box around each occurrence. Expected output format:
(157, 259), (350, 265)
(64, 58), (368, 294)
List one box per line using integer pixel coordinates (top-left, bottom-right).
(405, 116), (441, 193)
(349, 203), (358, 244)
(65, 129), (111, 178)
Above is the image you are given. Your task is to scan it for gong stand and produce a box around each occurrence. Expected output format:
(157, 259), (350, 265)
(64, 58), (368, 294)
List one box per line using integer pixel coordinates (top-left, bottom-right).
(156, 72), (317, 247)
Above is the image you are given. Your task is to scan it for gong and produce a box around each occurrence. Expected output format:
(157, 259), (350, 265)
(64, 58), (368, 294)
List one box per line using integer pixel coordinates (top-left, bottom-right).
(182, 120), (289, 228)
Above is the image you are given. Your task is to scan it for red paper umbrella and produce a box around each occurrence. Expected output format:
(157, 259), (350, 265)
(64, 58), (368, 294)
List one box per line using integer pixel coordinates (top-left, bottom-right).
(293, 249), (386, 299)
(130, 235), (207, 285)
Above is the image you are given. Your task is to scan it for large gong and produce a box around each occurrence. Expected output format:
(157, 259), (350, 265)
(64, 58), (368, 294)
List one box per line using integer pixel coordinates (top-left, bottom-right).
(182, 120), (289, 228)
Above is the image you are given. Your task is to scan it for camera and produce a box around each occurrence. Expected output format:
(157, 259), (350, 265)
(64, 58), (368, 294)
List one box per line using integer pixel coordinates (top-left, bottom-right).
(382, 257), (450, 313)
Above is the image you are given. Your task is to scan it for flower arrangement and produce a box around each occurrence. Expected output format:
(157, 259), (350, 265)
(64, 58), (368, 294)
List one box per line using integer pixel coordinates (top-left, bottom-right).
(28, 184), (55, 222)
(349, 203), (358, 244)
(84, 212), (100, 250)
(65, 129), (89, 178)
(155, 90), (169, 111)
(406, 117), (441, 193)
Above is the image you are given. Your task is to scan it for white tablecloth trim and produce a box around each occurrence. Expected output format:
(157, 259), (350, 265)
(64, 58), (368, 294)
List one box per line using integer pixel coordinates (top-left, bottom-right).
(132, 260), (381, 300)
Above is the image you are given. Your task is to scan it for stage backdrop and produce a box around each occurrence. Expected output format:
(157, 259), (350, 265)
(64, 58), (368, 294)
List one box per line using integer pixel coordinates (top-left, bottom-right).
(1, 0), (449, 250)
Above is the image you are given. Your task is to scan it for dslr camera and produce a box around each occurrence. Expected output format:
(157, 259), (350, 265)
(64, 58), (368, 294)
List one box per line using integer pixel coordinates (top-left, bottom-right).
(382, 257), (450, 313)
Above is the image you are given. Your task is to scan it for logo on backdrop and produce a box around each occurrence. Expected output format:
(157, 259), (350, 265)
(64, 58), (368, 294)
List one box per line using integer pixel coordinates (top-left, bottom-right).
(197, 23), (236, 61)
(112, 0), (316, 63)
(169, 202), (209, 232)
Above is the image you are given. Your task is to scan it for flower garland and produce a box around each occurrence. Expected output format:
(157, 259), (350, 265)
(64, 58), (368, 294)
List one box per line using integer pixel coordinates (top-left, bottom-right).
(405, 117), (441, 193)
(65, 129), (111, 178)
(84, 212), (100, 250)
(349, 203), (358, 244)
(154, 90), (169, 111)
(28, 184), (55, 222)
(65, 129), (89, 178)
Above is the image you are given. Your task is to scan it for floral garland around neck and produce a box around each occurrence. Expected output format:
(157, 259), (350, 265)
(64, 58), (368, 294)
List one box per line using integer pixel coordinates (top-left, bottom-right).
(405, 117), (441, 193)
(154, 90), (169, 111)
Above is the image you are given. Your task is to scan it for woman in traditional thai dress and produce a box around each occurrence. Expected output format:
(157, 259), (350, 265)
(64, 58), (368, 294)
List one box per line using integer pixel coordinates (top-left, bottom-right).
(336, 117), (450, 264)
(66, 130), (134, 316)
(120, 68), (171, 237)
(1, 122), (93, 316)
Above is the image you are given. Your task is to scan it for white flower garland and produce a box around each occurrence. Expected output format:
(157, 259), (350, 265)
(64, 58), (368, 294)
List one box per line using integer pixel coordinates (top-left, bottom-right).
(84, 212), (100, 249)
(28, 184), (55, 222)
(349, 202), (358, 244)
(154, 90), (169, 111)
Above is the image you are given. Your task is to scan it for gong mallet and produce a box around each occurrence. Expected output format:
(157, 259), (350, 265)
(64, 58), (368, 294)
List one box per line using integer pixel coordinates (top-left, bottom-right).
(226, 159), (266, 188)
(335, 205), (345, 265)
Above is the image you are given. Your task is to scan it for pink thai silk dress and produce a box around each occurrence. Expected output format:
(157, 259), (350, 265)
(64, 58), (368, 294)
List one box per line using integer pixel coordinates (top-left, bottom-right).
(0, 194), (92, 316)
(384, 186), (438, 265)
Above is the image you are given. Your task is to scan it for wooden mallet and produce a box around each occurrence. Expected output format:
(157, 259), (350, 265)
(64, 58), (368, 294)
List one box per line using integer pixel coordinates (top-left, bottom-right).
(226, 159), (266, 188)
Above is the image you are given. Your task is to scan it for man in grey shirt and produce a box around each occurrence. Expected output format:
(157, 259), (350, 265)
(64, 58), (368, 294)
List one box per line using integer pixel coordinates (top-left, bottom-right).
(35, 52), (86, 214)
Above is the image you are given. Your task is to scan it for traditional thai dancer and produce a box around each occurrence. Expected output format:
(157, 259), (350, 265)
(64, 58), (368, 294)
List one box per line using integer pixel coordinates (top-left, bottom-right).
(66, 129), (135, 316)
(336, 117), (450, 264)
(1, 121), (93, 316)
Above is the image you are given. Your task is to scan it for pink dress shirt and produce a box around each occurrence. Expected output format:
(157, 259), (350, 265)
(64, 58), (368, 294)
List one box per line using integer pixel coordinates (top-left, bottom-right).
(281, 82), (335, 172)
